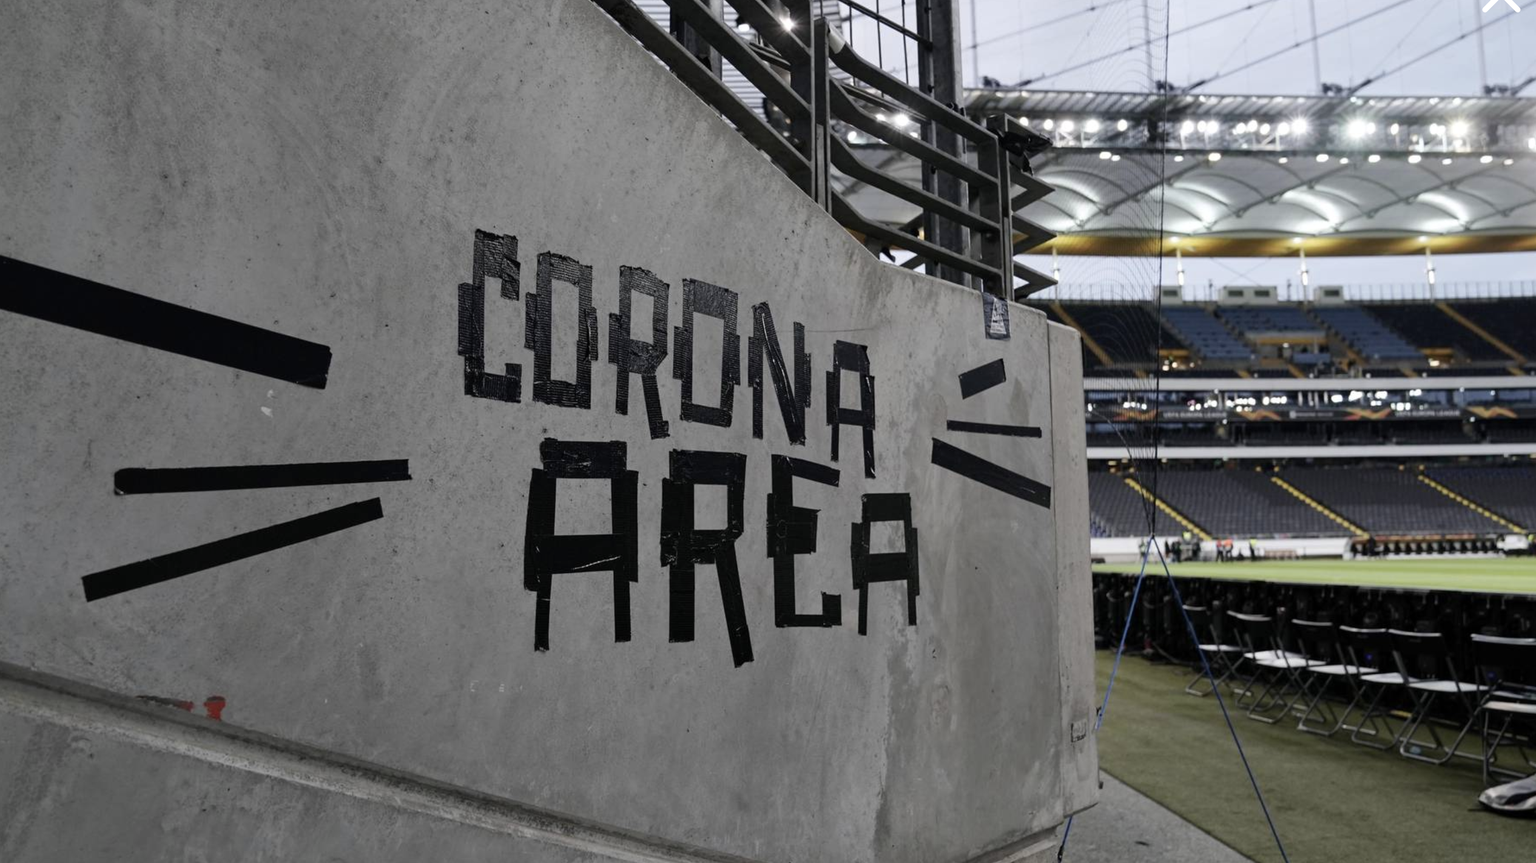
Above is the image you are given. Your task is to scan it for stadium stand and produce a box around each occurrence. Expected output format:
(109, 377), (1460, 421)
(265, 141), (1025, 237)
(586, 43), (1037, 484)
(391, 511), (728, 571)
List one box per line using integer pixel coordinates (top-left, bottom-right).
(1363, 303), (1507, 363)
(1087, 472), (1186, 536)
(1160, 306), (1254, 361)
(1031, 303), (1104, 375)
(1281, 467), (1508, 535)
(1059, 303), (1182, 365)
(1446, 299), (1536, 360)
(1151, 469), (1345, 537)
(1217, 306), (1324, 338)
(1426, 465), (1536, 531)
(1310, 306), (1422, 363)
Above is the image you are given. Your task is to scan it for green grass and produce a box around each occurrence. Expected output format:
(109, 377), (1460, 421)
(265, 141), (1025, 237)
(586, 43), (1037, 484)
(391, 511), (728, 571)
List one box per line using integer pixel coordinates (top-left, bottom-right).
(1094, 652), (1534, 863)
(1095, 557), (1536, 594)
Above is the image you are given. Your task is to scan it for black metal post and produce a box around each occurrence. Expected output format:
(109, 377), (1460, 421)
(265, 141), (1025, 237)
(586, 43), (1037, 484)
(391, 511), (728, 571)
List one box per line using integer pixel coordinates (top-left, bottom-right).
(670, 0), (726, 77)
(918, 0), (969, 288)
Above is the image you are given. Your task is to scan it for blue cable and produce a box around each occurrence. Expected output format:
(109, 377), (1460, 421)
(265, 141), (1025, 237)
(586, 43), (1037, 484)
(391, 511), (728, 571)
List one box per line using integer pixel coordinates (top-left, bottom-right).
(1151, 540), (1291, 863)
(1057, 535), (1155, 861)
(1057, 538), (1292, 863)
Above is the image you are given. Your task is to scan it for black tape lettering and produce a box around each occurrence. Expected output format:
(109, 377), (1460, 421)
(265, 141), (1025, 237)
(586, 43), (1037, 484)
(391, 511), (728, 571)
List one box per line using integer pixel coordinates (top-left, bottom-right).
(766, 455), (841, 628)
(528, 252), (599, 409)
(673, 279), (739, 428)
(849, 494), (920, 635)
(0, 255), (333, 389)
(608, 266), (670, 439)
(958, 359), (1006, 399)
(523, 440), (639, 651)
(930, 438), (1052, 509)
(660, 450), (752, 667)
(457, 230), (522, 402)
(747, 302), (810, 445)
(825, 341), (876, 478)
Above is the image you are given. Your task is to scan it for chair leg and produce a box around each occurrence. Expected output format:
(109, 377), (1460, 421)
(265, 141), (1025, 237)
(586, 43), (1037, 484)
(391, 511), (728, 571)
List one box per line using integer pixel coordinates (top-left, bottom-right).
(1400, 691), (1477, 765)
(1297, 675), (1342, 736)
(1349, 684), (1402, 750)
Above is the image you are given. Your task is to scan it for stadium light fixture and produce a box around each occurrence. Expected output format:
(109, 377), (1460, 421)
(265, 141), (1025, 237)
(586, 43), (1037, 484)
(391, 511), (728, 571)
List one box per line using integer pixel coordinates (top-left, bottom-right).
(1291, 117), (1310, 136)
(1347, 119), (1370, 139)
(1506, 158), (1517, 165)
(1060, 119), (1076, 134)
(1117, 118), (1129, 132)
(1390, 123), (1401, 135)
(891, 113), (911, 128)
(1277, 121), (1291, 136)
(1408, 153), (1423, 164)
(1085, 118), (1101, 134)
(1450, 120), (1470, 138)
(1208, 152), (1222, 162)
(780, 14), (795, 30)
(1181, 120), (1195, 135)
(1368, 154), (1381, 163)
(1100, 151), (1112, 160)
(1111, 154), (1121, 162)
(1278, 156), (1289, 164)
(1043, 118), (1055, 130)
(1339, 157), (1350, 164)
(1174, 154), (1185, 162)
(1317, 153), (1330, 162)
(1481, 154), (1495, 163)
(1443, 157), (1454, 165)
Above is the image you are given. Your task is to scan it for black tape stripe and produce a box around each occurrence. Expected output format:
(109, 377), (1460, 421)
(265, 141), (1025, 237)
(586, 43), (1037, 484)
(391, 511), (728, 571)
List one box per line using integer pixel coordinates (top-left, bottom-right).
(957, 359), (1006, 399)
(1, 255), (332, 389)
(80, 499), (383, 601)
(944, 420), (1043, 438)
(930, 439), (1052, 509)
(114, 460), (411, 494)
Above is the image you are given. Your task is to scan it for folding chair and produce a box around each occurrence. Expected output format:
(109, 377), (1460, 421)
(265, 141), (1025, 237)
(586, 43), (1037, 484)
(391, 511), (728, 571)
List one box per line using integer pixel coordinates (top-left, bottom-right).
(1227, 611), (1324, 723)
(1389, 629), (1489, 765)
(1338, 625), (1406, 750)
(1182, 603), (1244, 697)
(1470, 634), (1536, 785)
(1291, 619), (1375, 737)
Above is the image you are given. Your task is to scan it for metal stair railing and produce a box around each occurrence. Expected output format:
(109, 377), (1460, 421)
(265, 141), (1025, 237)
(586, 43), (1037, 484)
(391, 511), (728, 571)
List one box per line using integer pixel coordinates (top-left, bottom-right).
(591, 0), (1060, 303)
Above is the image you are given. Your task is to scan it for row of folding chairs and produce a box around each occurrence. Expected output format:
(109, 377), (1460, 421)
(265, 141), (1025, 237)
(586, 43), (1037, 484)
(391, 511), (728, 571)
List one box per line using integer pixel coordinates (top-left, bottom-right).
(1183, 605), (1536, 784)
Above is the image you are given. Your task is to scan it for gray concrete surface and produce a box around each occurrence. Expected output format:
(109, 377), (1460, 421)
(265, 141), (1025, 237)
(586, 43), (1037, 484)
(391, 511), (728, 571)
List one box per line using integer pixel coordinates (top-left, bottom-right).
(1062, 775), (1253, 863)
(0, 0), (1093, 860)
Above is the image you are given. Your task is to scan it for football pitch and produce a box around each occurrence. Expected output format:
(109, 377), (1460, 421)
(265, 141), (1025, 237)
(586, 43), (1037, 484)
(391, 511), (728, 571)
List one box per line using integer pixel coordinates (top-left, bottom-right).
(1094, 556), (1536, 594)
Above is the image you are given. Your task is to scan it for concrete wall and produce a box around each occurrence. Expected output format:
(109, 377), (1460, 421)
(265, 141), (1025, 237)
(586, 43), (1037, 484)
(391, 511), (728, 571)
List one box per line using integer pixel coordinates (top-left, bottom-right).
(0, 1), (1094, 860)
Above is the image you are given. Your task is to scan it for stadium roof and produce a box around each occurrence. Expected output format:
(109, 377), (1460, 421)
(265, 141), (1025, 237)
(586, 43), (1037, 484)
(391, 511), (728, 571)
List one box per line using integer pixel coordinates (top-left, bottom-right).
(841, 89), (1536, 257)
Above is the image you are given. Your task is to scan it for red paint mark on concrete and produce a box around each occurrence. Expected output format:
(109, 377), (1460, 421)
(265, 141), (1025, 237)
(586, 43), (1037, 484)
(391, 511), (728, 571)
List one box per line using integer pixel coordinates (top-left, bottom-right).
(139, 694), (227, 721)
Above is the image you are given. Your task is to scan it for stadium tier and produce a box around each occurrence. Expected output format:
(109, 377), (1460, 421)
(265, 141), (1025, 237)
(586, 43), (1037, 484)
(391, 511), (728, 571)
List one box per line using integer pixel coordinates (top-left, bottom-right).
(1159, 307), (1255, 362)
(1091, 462), (1535, 540)
(1310, 306), (1423, 363)
(1426, 465), (1536, 530)
(1037, 296), (1536, 376)
(1087, 472), (1186, 537)
(1147, 469), (1342, 538)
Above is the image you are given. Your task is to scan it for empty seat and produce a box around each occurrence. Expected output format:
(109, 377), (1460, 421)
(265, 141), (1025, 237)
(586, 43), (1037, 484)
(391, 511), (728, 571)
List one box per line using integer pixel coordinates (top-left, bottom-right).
(1161, 307), (1253, 362)
(1312, 306), (1422, 362)
(1059, 303), (1183, 365)
(1447, 299), (1536, 358)
(1426, 465), (1536, 531)
(1366, 303), (1505, 362)
(1087, 472), (1185, 536)
(1282, 467), (1508, 536)
(1218, 306), (1325, 338)
(1151, 470), (1347, 538)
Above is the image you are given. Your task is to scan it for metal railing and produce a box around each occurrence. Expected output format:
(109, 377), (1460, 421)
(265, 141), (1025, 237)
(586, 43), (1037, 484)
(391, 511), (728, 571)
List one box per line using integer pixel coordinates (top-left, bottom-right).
(592, 0), (1058, 301)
